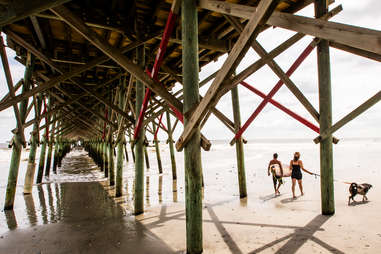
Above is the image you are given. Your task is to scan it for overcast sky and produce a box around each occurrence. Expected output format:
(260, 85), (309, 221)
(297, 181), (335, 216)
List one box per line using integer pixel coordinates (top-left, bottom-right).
(0, 0), (380, 143)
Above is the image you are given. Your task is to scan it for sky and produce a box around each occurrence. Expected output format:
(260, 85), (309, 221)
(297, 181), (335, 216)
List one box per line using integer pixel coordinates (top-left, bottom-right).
(0, 0), (380, 143)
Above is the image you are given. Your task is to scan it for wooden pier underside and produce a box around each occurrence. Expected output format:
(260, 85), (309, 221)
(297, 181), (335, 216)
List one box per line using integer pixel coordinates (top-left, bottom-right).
(1, 0), (380, 253)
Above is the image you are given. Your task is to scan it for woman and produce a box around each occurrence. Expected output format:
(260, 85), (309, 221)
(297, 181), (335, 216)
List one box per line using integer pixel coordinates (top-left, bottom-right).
(289, 152), (313, 198)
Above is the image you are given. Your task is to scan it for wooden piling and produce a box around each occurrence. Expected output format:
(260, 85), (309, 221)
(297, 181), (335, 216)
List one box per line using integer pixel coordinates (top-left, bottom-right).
(166, 110), (177, 180)
(52, 122), (60, 174)
(182, 1), (203, 252)
(315, 0), (335, 215)
(36, 96), (51, 184)
(108, 141), (115, 186)
(231, 86), (247, 198)
(4, 55), (34, 209)
(116, 82), (125, 197)
(23, 95), (42, 194)
(103, 141), (108, 178)
(45, 113), (56, 177)
(134, 45), (145, 215)
(152, 122), (163, 173)
(144, 143), (150, 169)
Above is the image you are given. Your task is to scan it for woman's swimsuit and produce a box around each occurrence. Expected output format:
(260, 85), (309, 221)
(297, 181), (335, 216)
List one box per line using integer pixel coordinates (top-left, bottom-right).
(291, 163), (302, 180)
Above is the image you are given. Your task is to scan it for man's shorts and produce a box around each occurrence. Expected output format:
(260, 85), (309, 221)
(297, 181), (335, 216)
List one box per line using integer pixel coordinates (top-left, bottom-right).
(272, 174), (283, 185)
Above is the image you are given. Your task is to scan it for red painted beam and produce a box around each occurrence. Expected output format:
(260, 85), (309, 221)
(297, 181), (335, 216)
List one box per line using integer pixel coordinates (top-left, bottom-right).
(133, 3), (180, 140)
(231, 40), (317, 144)
(240, 81), (319, 133)
(153, 113), (165, 140)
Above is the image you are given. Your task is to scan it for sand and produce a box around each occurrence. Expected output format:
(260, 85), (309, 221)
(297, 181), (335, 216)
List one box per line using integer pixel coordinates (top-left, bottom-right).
(0, 139), (380, 253)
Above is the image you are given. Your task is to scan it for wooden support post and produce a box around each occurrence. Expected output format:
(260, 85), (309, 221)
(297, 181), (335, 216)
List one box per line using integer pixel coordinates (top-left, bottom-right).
(37, 96), (51, 183)
(152, 122), (163, 174)
(134, 46), (145, 215)
(4, 55), (34, 210)
(116, 82), (125, 197)
(144, 144), (150, 170)
(52, 120), (61, 174)
(45, 113), (56, 177)
(129, 133), (135, 162)
(103, 141), (108, 178)
(124, 143), (129, 162)
(166, 110), (177, 180)
(182, 1), (203, 252)
(231, 87), (247, 198)
(24, 95), (42, 194)
(108, 141), (115, 186)
(316, 0), (334, 215)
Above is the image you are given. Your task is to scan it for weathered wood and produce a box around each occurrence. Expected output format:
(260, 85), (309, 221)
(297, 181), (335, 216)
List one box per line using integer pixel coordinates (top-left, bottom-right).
(316, 0), (334, 216)
(152, 122), (163, 174)
(182, 1), (203, 252)
(0, 35), (26, 146)
(166, 110), (177, 180)
(0, 79), (23, 105)
(177, 0), (280, 151)
(36, 96), (51, 184)
(4, 55), (34, 209)
(51, 6), (183, 112)
(0, 0), (71, 26)
(314, 90), (381, 144)
(199, 0), (381, 55)
(23, 95), (42, 194)
(329, 42), (381, 62)
(231, 86), (247, 198)
(116, 81), (126, 197)
(0, 28), (150, 112)
(225, 15), (320, 124)
(44, 114), (56, 177)
(134, 46), (145, 215)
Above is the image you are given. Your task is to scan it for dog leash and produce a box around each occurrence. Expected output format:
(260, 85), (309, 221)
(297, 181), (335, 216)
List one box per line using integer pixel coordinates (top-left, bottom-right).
(310, 172), (351, 184)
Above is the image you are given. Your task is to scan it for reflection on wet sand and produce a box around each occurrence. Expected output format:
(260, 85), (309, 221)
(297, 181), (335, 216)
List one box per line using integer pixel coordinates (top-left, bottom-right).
(172, 180), (178, 203)
(158, 175), (162, 204)
(37, 185), (48, 224)
(23, 193), (37, 226)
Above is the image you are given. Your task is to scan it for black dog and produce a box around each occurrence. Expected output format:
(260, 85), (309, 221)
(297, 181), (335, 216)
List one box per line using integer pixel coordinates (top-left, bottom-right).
(348, 183), (372, 205)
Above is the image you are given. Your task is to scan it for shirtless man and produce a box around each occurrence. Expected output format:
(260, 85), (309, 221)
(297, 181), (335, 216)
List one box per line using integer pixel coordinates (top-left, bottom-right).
(268, 153), (284, 195)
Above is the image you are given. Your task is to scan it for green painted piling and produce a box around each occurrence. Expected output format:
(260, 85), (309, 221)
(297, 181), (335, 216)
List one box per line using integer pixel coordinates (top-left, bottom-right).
(315, 0), (335, 215)
(45, 114), (57, 177)
(116, 83), (126, 197)
(103, 142), (108, 178)
(108, 141), (115, 186)
(36, 96), (52, 184)
(24, 95), (42, 194)
(231, 86), (247, 198)
(134, 45), (145, 215)
(144, 145), (150, 169)
(152, 123), (163, 174)
(166, 110), (177, 180)
(4, 56), (34, 210)
(182, 1), (203, 252)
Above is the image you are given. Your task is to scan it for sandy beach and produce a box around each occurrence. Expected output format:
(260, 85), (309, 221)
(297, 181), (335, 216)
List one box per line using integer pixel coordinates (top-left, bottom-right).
(0, 138), (380, 253)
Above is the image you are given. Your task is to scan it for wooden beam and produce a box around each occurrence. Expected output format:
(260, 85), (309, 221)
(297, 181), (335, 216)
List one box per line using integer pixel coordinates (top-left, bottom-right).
(176, 0), (280, 151)
(51, 5), (183, 112)
(314, 90), (381, 144)
(329, 42), (381, 62)
(0, 36), (26, 146)
(0, 0), (71, 27)
(0, 28), (151, 112)
(199, 0), (381, 55)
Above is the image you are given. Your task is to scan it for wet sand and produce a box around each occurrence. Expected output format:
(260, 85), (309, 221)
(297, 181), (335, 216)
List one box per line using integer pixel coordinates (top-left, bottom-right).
(1, 139), (381, 253)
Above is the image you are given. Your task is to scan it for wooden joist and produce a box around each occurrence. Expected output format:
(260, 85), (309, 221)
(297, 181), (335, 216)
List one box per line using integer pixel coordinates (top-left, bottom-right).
(0, 0), (71, 27)
(199, 0), (381, 55)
